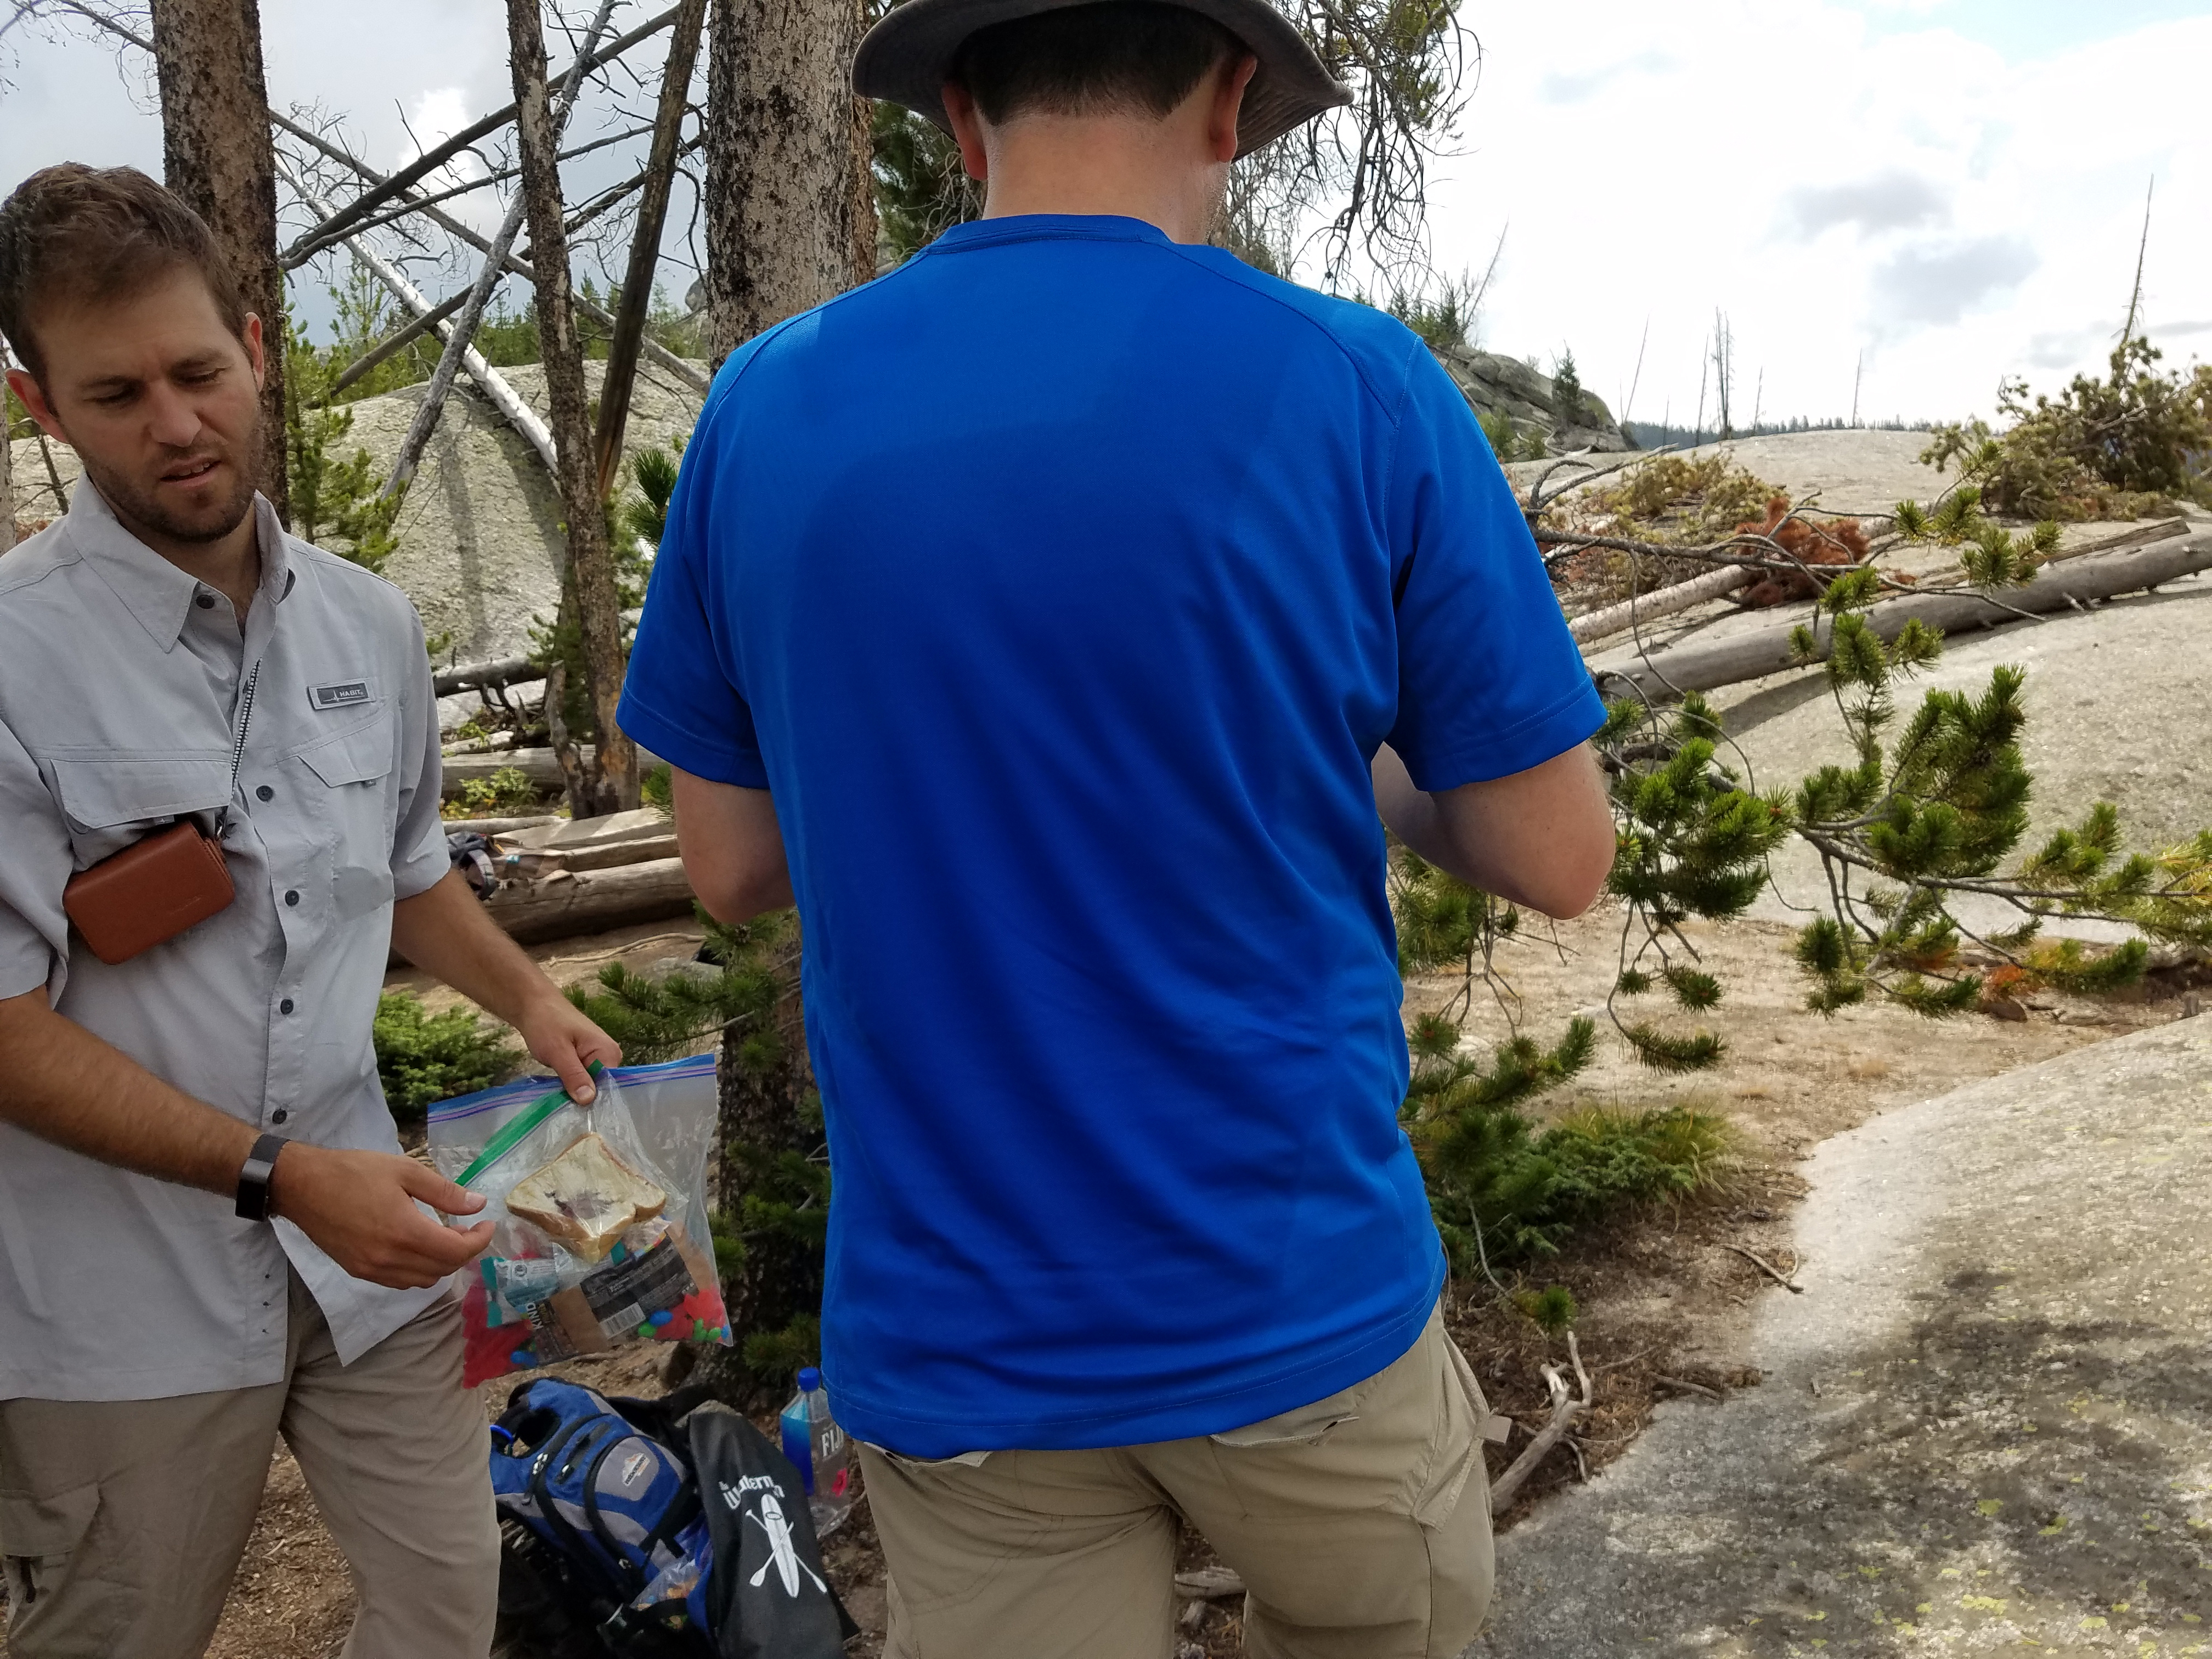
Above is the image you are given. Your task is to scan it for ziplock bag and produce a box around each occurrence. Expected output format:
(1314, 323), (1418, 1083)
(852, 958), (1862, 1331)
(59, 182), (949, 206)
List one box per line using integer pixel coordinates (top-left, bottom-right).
(428, 1054), (731, 1388)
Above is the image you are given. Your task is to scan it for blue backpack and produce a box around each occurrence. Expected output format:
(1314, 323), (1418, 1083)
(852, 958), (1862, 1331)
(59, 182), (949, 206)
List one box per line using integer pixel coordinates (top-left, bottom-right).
(490, 1378), (713, 1647)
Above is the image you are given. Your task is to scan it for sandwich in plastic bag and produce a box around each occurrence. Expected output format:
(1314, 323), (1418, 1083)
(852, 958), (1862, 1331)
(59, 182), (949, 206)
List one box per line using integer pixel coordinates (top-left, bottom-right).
(428, 1054), (731, 1387)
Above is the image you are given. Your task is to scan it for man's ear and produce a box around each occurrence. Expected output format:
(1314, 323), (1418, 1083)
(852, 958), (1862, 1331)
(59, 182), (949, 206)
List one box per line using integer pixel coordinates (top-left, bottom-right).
(1207, 54), (1259, 164)
(240, 313), (266, 395)
(941, 81), (991, 182)
(3, 365), (67, 446)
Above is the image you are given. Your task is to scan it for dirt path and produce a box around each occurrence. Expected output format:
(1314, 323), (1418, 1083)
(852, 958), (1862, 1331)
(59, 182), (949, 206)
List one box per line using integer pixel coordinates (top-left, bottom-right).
(9, 912), (2193, 1659)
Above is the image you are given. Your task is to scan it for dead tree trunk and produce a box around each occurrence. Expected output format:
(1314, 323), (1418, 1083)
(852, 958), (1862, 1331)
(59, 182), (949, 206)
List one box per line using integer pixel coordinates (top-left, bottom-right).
(506, 0), (640, 817)
(703, 0), (874, 362)
(1, 362), (14, 553)
(592, 0), (709, 498)
(149, 0), (287, 523)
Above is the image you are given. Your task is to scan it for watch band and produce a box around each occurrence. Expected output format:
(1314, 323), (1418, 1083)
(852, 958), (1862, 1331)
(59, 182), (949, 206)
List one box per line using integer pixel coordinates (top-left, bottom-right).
(235, 1131), (290, 1222)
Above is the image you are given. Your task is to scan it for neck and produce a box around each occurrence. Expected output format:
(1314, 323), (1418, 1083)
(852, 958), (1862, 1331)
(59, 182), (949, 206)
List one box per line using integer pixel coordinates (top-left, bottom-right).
(112, 494), (263, 621)
(979, 116), (1223, 244)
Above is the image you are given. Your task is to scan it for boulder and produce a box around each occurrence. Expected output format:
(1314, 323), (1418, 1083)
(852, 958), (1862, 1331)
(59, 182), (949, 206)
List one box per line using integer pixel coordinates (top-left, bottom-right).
(1432, 344), (1632, 454)
(8, 356), (709, 667)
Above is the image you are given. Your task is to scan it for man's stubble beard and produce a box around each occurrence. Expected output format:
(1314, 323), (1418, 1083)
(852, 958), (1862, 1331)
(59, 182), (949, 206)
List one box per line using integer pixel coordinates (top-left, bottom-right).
(75, 405), (262, 549)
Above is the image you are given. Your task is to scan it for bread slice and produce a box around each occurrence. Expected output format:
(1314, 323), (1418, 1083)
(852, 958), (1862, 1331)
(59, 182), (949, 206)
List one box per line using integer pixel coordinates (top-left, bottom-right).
(504, 1132), (668, 1261)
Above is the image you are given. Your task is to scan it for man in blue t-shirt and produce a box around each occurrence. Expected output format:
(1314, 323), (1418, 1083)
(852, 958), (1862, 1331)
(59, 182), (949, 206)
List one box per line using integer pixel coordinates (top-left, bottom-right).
(619, 2), (1613, 1651)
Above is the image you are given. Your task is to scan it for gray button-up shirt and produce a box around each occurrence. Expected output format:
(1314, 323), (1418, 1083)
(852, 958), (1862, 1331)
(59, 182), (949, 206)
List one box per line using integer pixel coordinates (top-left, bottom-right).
(0, 482), (451, 1401)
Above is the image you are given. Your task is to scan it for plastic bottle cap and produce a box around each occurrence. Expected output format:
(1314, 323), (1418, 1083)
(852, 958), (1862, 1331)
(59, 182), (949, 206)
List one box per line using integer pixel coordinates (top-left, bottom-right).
(797, 1365), (822, 1392)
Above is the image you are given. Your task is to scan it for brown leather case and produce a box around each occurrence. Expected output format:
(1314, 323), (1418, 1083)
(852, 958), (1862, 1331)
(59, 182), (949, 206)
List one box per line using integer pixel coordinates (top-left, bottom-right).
(61, 820), (236, 965)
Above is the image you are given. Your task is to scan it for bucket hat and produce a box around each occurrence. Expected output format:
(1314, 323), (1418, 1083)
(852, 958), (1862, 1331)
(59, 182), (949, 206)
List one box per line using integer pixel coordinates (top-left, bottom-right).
(853, 0), (1352, 160)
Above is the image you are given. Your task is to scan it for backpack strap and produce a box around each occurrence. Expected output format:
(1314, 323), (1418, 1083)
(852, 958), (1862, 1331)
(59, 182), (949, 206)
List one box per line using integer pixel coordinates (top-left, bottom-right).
(530, 1419), (631, 1604)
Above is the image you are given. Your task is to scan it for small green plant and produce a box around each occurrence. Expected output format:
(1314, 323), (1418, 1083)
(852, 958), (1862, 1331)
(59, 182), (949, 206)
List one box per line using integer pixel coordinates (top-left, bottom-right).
(1514, 1285), (1578, 1335)
(373, 991), (521, 1126)
(283, 306), (404, 573)
(1480, 409), (1549, 462)
(1397, 1002), (1734, 1272)
(446, 765), (543, 820)
(562, 908), (788, 1065)
(1583, 453), (1779, 546)
(640, 763), (674, 815)
(1551, 348), (1585, 423)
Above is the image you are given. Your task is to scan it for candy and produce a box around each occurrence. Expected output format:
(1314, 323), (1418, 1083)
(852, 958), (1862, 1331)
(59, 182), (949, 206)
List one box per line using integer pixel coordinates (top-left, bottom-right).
(510, 1349), (535, 1367)
(649, 1310), (673, 1328)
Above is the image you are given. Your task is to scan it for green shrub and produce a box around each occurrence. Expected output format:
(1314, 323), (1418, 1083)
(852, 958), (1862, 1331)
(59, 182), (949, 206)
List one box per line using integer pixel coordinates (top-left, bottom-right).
(1513, 1285), (1578, 1335)
(373, 991), (522, 1126)
(445, 765), (543, 820)
(1400, 1002), (1735, 1272)
(1922, 331), (2211, 521)
(1480, 409), (1548, 462)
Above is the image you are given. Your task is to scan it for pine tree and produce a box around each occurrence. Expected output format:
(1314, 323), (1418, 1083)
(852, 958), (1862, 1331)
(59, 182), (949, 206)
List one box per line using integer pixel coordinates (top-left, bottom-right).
(283, 309), (403, 572)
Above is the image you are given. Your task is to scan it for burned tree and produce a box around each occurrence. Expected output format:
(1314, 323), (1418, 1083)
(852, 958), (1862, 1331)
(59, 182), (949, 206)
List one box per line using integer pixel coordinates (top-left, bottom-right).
(704, 0), (874, 361)
(506, 0), (640, 816)
(148, 0), (287, 518)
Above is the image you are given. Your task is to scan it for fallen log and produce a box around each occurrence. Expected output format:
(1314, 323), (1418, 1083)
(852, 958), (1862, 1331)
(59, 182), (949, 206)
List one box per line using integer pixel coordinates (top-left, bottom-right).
(1570, 566), (1753, 645)
(436, 655), (548, 698)
(442, 813), (562, 838)
(443, 748), (569, 795)
(1590, 532), (2212, 702)
(484, 857), (696, 945)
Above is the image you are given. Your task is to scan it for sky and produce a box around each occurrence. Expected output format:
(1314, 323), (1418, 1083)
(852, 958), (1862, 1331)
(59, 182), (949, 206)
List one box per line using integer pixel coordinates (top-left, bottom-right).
(2, 0), (2207, 428)
(1421, 0), (2212, 428)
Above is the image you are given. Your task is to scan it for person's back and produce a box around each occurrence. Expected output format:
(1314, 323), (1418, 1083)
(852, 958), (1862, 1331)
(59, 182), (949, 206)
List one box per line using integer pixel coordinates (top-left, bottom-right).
(631, 216), (1592, 1447)
(620, 4), (1615, 1652)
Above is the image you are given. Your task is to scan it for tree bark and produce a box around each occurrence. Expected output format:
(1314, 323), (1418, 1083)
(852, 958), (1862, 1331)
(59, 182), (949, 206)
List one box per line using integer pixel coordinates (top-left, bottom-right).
(507, 0), (640, 816)
(149, 0), (287, 523)
(703, 0), (874, 363)
(594, 0), (709, 499)
(1, 376), (14, 555)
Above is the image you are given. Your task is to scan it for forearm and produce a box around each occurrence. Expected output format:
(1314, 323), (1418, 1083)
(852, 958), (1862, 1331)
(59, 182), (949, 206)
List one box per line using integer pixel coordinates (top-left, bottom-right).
(1372, 742), (1616, 918)
(0, 989), (257, 1196)
(389, 870), (566, 1028)
(671, 770), (793, 923)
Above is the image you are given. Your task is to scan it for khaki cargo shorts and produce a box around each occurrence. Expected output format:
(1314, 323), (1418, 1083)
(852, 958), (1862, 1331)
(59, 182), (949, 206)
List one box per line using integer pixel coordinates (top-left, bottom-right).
(859, 1302), (1494, 1659)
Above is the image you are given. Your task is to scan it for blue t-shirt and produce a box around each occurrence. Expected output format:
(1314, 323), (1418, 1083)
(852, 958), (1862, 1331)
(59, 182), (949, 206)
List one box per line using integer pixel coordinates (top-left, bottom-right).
(619, 214), (1602, 1456)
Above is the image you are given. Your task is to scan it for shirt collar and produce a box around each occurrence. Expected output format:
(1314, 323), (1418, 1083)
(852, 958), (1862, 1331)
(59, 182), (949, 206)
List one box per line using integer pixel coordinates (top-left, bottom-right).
(927, 213), (1177, 253)
(65, 480), (295, 652)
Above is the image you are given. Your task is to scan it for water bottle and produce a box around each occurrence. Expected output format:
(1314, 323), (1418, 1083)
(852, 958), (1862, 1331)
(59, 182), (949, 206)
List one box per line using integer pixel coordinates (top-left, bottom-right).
(778, 1365), (853, 1537)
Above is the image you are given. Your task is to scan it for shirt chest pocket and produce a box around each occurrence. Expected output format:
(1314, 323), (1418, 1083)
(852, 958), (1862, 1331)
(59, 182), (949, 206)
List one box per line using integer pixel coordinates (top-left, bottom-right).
(291, 715), (398, 921)
(48, 755), (234, 869)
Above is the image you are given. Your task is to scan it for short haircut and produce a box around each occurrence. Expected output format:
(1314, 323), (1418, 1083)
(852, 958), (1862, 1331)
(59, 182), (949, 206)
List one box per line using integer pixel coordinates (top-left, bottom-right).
(0, 163), (246, 387)
(952, 2), (1243, 126)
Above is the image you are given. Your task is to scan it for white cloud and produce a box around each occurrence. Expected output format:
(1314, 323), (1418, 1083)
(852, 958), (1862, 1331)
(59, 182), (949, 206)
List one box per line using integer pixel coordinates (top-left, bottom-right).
(1779, 170), (1951, 239)
(1418, 1), (2212, 426)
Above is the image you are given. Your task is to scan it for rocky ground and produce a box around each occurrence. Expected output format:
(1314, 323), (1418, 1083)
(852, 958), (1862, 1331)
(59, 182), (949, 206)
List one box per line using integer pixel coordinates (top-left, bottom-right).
(1474, 1014), (2212, 1659)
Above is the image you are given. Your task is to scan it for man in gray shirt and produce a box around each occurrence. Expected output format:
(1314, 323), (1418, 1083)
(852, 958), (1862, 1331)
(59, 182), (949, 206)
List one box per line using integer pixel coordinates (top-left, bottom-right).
(0, 165), (619, 1658)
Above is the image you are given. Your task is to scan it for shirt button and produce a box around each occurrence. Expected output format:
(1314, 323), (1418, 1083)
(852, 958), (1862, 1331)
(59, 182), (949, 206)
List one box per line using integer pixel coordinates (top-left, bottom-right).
(256, 785), (274, 802)
(279, 997), (295, 1014)
(195, 592), (216, 609)
(284, 889), (300, 906)
(272, 1108), (290, 1125)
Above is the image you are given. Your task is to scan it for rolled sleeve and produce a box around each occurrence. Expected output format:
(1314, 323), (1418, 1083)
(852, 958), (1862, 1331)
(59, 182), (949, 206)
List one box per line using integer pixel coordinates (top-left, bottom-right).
(0, 716), (71, 1002)
(617, 429), (769, 789)
(388, 611), (451, 900)
(1384, 346), (1605, 791)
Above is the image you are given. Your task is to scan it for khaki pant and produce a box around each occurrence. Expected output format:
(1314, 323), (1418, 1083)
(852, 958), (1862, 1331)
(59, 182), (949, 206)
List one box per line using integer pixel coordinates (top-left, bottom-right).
(0, 1271), (498, 1659)
(860, 1304), (1494, 1659)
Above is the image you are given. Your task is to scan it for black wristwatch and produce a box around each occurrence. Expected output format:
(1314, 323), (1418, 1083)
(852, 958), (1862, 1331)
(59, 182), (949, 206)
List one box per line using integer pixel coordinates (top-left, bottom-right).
(235, 1131), (290, 1222)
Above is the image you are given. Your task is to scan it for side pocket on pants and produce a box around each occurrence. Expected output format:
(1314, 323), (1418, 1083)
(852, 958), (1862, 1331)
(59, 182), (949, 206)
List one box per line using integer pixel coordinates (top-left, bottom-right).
(0, 1482), (98, 1620)
(1413, 1333), (1490, 1532)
